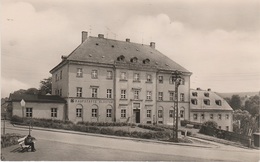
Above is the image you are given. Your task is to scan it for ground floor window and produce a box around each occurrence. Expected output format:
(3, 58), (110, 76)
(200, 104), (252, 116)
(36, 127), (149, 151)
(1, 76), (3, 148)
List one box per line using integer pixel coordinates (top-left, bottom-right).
(51, 108), (57, 117)
(180, 110), (184, 118)
(76, 108), (82, 117)
(92, 109), (97, 117)
(193, 114), (198, 120)
(121, 109), (126, 118)
(169, 110), (174, 118)
(106, 109), (112, 117)
(26, 108), (33, 117)
(210, 114), (214, 119)
(147, 110), (151, 118)
(158, 110), (163, 118)
(226, 126), (229, 131)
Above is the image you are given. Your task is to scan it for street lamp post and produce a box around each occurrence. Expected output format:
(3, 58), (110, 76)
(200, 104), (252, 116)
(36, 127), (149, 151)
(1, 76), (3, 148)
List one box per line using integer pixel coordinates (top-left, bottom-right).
(20, 99), (31, 135)
(172, 70), (182, 141)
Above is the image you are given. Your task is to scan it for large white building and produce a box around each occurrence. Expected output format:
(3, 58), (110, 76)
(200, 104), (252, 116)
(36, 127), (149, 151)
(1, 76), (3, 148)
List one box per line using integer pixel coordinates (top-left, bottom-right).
(50, 31), (192, 124)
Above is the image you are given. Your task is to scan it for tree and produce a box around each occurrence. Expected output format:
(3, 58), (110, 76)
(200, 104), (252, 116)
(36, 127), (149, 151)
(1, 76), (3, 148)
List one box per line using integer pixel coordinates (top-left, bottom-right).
(12, 88), (39, 95)
(224, 97), (231, 105)
(230, 95), (242, 110)
(244, 95), (260, 116)
(39, 77), (52, 95)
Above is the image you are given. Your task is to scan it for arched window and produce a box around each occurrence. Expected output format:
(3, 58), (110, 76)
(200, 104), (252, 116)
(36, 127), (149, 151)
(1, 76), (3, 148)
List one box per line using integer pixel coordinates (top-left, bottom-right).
(180, 107), (185, 118)
(158, 106), (163, 118)
(91, 104), (98, 117)
(117, 55), (125, 61)
(76, 104), (83, 117)
(106, 105), (113, 118)
(130, 57), (138, 63)
(169, 107), (174, 118)
(143, 58), (150, 64)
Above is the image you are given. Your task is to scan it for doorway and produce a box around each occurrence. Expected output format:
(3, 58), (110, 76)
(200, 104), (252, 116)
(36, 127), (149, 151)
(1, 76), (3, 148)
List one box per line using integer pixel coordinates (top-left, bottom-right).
(133, 109), (140, 123)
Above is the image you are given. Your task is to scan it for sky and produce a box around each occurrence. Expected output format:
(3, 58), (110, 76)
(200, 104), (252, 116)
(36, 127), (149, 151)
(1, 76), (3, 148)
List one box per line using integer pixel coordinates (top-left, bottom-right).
(1, 0), (260, 98)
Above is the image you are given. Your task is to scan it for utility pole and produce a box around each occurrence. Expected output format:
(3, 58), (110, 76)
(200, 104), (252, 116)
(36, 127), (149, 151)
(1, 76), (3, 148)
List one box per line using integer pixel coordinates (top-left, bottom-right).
(172, 70), (182, 141)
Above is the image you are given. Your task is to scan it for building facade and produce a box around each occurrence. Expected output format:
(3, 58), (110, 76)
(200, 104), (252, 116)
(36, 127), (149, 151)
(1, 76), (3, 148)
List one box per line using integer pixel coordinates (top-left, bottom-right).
(50, 31), (192, 124)
(189, 88), (233, 131)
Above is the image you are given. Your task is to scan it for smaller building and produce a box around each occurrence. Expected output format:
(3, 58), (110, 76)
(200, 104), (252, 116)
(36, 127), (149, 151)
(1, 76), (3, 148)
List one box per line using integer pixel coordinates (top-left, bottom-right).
(8, 93), (66, 121)
(190, 88), (233, 131)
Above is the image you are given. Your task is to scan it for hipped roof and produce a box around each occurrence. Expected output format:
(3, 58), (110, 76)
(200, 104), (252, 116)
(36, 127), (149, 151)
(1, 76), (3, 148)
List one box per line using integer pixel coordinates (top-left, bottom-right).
(8, 93), (66, 103)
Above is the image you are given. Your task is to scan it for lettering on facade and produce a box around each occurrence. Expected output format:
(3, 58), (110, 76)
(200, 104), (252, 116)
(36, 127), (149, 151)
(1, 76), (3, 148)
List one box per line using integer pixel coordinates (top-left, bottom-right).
(71, 99), (113, 104)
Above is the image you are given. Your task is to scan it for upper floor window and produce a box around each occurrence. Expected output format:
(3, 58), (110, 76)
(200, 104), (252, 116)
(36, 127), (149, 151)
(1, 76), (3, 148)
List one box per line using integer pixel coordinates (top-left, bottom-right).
(204, 92), (209, 97)
(51, 108), (57, 117)
(121, 90), (126, 99)
(143, 58), (150, 64)
(77, 68), (83, 77)
(76, 87), (82, 97)
(180, 93), (185, 101)
(210, 114), (214, 119)
(133, 73), (140, 82)
(107, 71), (112, 79)
(226, 114), (229, 120)
(130, 57), (138, 63)
(134, 90), (140, 100)
(91, 70), (98, 79)
(92, 88), (98, 98)
(193, 114), (198, 120)
(215, 100), (222, 106)
(191, 99), (198, 105)
(201, 114), (205, 120)
(218, 114), (222, 120)
(158, 76), (163, 83)
(169, 76), (174, 84)
(192, 92), (198, 97)
(147, 74), (152, 82)
(180, 78), (185, 85)
(120, 72), (127, 80)
(107, 89), (112, 99)
(117, 55), (125, 61)
(158, 92), (163, 101)
(204, 99), (210, 105)
(60, 70), (62, 80)
(169, 92), (175, 101)
(146, 91), (152, 100)
(55, 74), (58, 82)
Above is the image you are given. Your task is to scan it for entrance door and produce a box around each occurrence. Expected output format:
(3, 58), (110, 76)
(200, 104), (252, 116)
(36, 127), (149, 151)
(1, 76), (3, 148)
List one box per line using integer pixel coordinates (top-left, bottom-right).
(133, 109), (140, 123)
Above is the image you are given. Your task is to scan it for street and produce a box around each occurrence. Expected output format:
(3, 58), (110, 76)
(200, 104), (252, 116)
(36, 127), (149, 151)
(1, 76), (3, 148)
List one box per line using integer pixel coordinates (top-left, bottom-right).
(1, 124), (259, 161)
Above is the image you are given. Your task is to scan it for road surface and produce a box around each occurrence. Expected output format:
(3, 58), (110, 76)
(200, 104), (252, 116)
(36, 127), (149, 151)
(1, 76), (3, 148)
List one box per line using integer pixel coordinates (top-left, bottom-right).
(1, 124), (259, 161)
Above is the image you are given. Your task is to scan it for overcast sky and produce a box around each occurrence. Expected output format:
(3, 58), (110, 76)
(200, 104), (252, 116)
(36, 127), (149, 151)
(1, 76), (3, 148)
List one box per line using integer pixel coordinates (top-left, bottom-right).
(1, 0), (260, 98)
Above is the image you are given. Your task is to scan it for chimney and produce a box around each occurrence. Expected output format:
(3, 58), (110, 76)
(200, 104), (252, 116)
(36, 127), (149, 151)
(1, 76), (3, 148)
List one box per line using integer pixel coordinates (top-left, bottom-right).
(126, 38), (130, 42)
(61, 55), (68, 61)
(207, 88), (211, 91)
(98, 34), (104, 38)
(82, 31), (88, 43)
(150, 42), (155, 48)
(196, 88), (201, 90)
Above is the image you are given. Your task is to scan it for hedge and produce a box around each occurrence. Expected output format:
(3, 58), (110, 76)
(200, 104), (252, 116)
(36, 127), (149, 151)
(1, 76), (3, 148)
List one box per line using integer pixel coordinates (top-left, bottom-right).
(1, 133), (24, 148)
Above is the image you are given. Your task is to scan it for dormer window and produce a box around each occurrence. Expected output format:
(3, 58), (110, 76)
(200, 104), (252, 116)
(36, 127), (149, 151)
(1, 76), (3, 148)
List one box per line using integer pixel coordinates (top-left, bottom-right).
(204, 99), (210, 105)
(130, 57), (138, 63)
(143, 58), (150, 64)
(215, 100), (222, 106)
(117, 55), (125, 61)
(192, 92), (198, 97)
(204, 92), (209, 97)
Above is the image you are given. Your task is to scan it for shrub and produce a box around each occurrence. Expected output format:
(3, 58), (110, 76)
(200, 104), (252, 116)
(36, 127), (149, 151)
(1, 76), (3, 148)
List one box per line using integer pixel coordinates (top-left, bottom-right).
(100, 128), (115, 135)
(199, 121), (218, 136)
(180, 120), (189, 126)
(1, 133), (24, 148)
(10, 115), (23, 124)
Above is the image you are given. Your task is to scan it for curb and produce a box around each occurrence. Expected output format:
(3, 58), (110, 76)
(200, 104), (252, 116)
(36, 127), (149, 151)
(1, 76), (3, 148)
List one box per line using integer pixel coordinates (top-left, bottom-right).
(11, 124), (214, 149)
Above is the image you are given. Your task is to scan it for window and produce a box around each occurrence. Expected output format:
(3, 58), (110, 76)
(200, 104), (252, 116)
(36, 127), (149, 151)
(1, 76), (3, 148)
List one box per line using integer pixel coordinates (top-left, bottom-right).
(158, 92), (163, 101)
(180, 93), (185, 101)
(169, 76), (174, 84)
(158, 110), (163, 118)
(106, 109), (112, 117)
(134, 90), (139, 100)
(76, 87), (82, 97)
(107, 89), (112, 98)
(121, 109), (126, 118)
(180, 78), (185, 85)
(60, 70), (62, 80)
(91, 70), (98, 79)
(169, 92), (175, 101)
(147, 110), (151, 118)
(76, 108), (82, 117)
(218, 114), (222, 120)
(26, 108), (33, 117)
(57, 89), (60, 96)
(204, 99), (210, 105)
(92, 88), (98, 98)
(226, 114), (229, 120)
(133, 73), (140, 82)
(147, 74), (152, 82)
(216, 100), (222, 106)
(107, 71), (112, 79)
(59, 89), (62, 96)
(159, 76), (163, 83)
(77, 68), (83, 77)
(204, 93), (209, 97)
(193, 114), (198, 120)
(51, 108), (57, 117)
(146, 91), (152, 100)
(169, 110), (174, 118)
(201, 114), (205, 120)
(226, 126), (229, 131)
(121, 90), (126, 99)
(92, 108), (97, 117)
(180, 110), (184, 118)
(210, 114), (214, 119)
(120, 72), (127, 80)
(191, 99), (197, 105)
(219, 126), (221, 129)
(130, 57), (138, 63)
(192, 92), (198, 97)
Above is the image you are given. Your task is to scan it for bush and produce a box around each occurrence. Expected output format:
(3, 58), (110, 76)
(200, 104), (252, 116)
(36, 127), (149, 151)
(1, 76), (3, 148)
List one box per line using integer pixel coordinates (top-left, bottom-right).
(180, 120), (189, 126)
(199, 121), (218, 136)
(1, 133), (24, 148)
(137, 124), (165, 131)
(10, 115), (23, 124)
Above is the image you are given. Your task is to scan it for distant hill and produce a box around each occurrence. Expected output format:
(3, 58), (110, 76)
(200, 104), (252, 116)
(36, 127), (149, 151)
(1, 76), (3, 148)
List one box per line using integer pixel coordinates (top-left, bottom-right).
(218, 92), (260, 99)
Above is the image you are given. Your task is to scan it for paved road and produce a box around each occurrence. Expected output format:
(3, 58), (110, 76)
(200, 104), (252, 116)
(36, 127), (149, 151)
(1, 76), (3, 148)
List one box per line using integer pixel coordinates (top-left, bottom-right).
(1, 125), (259, 161)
